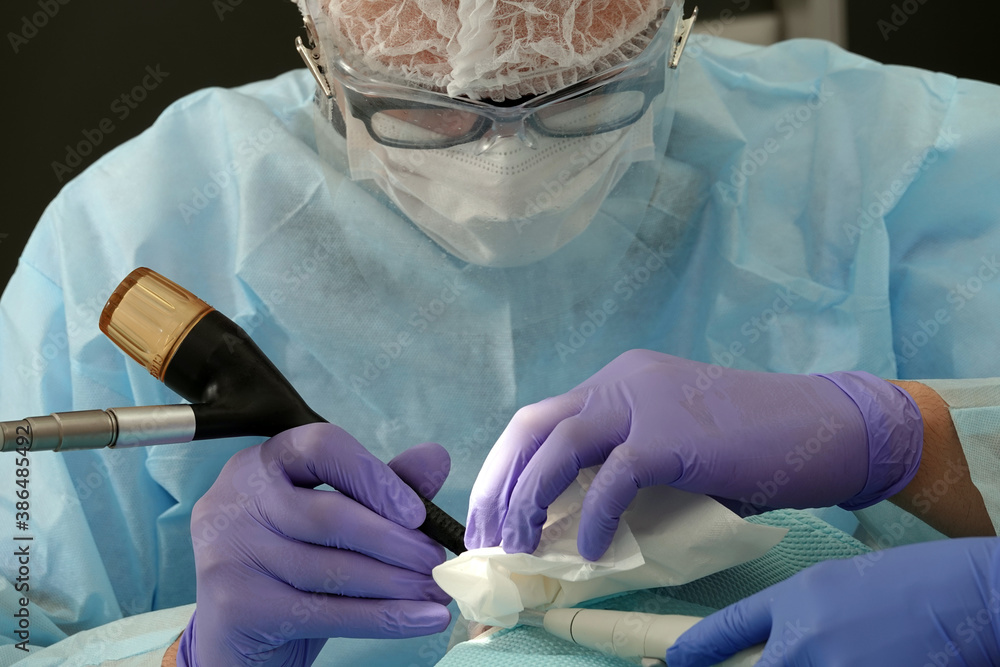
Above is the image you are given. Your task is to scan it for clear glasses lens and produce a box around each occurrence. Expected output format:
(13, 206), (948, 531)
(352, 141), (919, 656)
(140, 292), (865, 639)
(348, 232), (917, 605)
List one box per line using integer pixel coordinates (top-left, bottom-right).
(370, 109), (482, 145)
(368, 87), (648, 147)
(534, 90), (647, 134)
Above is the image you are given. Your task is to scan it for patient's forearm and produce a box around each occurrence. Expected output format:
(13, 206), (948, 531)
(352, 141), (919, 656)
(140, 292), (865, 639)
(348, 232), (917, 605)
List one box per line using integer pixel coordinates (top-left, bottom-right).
(887, 380), (994, 538)
(161, 633), (181, 666)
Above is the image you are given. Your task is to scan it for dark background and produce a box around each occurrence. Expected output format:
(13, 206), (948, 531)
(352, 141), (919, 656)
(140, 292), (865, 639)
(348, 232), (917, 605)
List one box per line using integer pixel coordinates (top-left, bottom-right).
(1, 0), (997, 294)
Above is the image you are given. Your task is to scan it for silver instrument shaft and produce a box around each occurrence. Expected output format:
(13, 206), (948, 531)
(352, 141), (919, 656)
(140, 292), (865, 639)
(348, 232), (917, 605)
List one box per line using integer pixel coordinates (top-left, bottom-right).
(0, 405), (196, 452)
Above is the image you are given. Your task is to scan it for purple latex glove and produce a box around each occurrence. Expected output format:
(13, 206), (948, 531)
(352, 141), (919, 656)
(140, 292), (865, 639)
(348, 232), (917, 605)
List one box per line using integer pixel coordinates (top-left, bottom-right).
(467, 350), (922, 560)
(176, 423), (453, 667)
(667, 537), (1000, 666)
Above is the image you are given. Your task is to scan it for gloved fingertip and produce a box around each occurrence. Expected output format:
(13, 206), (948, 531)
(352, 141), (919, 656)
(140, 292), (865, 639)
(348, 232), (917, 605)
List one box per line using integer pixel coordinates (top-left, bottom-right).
(465, 504), (505, 550)
(389, 442), (451, 500)
(500, 535), (536, 555)
(406, 541), (447, 575)
(430, 585), (453, 606)
(407, 604), (452, 633)
(665, 632), (733, 667)
(578, 529), (612, 562)
(397, 497), (427, 530)
(664, 643), (701, 667)
(501, 503), (551, 554)
(369, 481), (424, 529)
(463, 531), (489, 551)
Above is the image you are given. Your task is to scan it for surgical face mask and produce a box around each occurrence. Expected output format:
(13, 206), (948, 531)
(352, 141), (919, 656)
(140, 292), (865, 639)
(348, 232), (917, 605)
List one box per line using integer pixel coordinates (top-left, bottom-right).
(344, 104), (656, 267)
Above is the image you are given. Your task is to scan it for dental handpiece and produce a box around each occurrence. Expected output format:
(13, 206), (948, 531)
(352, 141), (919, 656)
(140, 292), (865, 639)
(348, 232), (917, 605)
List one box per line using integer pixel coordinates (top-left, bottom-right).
(0, 267), (467, 555)
(521, 608), (765, 667)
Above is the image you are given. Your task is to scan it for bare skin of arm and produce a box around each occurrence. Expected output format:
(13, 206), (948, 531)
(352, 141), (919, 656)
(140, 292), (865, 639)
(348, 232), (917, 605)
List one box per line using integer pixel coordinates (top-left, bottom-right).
(162, 633), (181, 666)
(887, 380), (995, 538)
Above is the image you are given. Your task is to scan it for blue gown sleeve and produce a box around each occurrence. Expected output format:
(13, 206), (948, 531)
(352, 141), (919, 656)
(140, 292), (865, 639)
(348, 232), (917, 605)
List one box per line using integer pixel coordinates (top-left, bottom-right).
(884, 75), (1000, 383)
(853, 74), (1000, 548)
(0, 97), (227, 655)
(0, 225), (126, 653)
(0, 604), (192, 666)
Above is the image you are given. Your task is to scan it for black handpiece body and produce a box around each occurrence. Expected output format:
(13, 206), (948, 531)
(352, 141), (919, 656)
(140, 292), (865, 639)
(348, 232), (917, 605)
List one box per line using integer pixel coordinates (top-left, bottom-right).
(163, 310), (466, 555)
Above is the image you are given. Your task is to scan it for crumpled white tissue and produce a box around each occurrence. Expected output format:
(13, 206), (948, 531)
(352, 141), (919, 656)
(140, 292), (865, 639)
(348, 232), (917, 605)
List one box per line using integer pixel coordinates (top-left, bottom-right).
(434, 469), (787, 627)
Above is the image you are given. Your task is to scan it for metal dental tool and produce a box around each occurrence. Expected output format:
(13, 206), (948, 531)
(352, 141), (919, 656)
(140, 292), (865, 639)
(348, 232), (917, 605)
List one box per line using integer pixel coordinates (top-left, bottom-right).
(0, 267), (467, 555)
(518, 608), (764, 666)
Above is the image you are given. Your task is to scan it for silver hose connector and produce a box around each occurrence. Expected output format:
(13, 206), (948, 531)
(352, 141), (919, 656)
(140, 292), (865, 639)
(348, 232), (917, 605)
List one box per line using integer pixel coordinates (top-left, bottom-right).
(0, 405), (196, 453)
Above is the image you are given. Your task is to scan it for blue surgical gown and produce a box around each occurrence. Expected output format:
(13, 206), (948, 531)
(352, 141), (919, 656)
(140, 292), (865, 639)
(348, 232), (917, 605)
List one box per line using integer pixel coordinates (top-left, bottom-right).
(2, 34), (1000, 665)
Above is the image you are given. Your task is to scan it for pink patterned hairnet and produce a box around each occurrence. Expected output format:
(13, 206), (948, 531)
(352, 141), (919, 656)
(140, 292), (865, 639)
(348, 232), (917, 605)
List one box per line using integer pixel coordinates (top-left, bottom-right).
(319, 0), (663, 101)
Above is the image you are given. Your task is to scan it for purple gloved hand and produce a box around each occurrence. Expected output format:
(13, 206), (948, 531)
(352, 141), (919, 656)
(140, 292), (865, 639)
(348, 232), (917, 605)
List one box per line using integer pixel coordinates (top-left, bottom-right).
(177, 423), (453, 667)
(667, 538), (1000, 666)
(466, 350), (922, 560)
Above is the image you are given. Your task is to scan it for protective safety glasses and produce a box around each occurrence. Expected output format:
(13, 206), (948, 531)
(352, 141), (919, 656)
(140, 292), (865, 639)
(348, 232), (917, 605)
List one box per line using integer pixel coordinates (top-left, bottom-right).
(341, 60), (666, 150)
(297, 3), (697, 152)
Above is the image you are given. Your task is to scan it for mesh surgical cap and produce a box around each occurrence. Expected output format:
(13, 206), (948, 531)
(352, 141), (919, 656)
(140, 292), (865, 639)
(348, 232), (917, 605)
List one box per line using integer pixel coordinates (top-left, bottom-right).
(312, 0), (663, 101)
